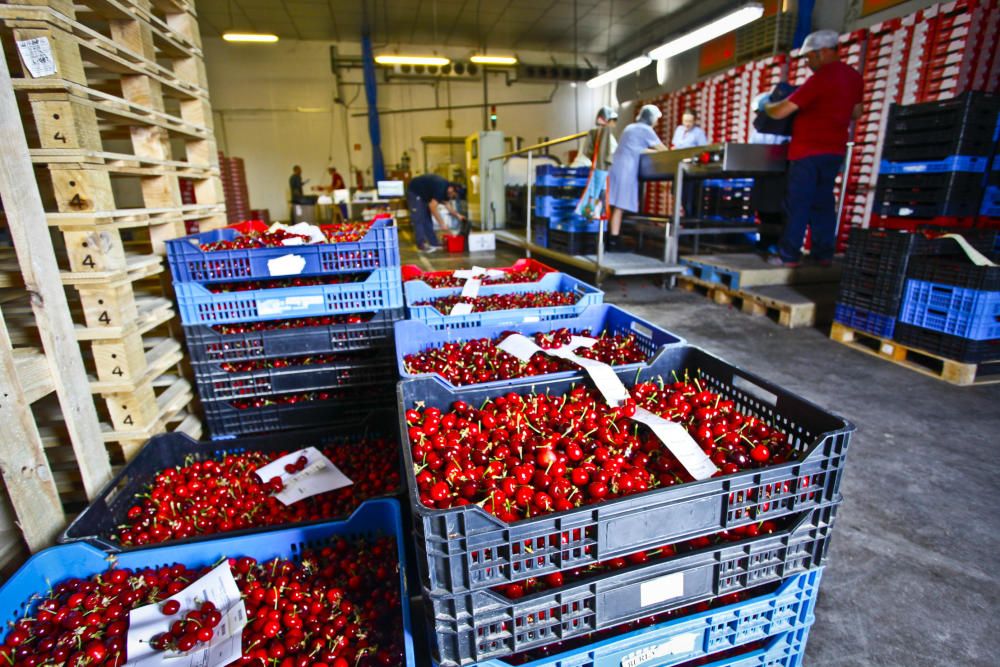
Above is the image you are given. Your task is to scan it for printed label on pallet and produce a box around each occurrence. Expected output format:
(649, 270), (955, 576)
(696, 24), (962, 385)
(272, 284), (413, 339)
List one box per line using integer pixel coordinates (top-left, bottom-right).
(127, 563), (246, 667)
(621, 632), (698, 667)
(255, 447), (353, 505)
(16, 37), (57, 77)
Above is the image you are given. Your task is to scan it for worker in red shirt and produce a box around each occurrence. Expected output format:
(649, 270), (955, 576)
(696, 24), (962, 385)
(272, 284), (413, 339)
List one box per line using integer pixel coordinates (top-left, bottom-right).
(761, 30), (863, 267)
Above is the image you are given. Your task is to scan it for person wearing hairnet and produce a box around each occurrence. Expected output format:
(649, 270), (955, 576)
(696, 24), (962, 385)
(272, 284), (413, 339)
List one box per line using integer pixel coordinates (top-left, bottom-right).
(606, 104), (667, 251)
(760, 29), (863, 267)
(576, 106), (619, 170)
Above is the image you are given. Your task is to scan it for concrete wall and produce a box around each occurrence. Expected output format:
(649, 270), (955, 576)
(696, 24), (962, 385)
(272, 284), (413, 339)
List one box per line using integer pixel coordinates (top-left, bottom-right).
(203, 39), (609, 219)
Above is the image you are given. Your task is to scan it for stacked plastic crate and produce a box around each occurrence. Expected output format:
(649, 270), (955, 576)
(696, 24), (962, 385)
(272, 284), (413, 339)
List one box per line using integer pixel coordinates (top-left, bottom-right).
(873, 92), (1000, 229)
(700, 178), (755, 222)
(393, 267), (853, 666)
(166, 217), (404, 438)
(219, 152), (252, 224)
(532, 165), (601, 255)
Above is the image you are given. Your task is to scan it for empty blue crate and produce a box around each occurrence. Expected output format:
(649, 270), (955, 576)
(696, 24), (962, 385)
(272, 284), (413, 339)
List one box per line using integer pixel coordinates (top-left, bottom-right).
(432, 569), (820, 667)
(175, 267), (403, 325)
(879, 155), (989, 175)
(834, 303), (897, 338)
(899, 279), (1000, 340)
(394, 303), (684, 389)
(166, 218), (399, 283)
(405, 271), (603, 330)
(0, 499), (416, 666)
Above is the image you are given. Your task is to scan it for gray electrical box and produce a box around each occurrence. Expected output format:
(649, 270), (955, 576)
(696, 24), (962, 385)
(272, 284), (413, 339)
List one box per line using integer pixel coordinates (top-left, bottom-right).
(465, 131), (506, 230)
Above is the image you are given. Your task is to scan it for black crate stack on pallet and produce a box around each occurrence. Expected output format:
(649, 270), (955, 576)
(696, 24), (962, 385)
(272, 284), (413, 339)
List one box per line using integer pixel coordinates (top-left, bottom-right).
(532, 166), (602, 255)
(874, 91), (1000, 225)
(166, 218), (404, 439)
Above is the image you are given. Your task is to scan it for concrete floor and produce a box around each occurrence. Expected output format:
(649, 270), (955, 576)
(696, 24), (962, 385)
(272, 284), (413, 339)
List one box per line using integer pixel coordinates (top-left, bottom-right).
(401, 230), (1000, 666)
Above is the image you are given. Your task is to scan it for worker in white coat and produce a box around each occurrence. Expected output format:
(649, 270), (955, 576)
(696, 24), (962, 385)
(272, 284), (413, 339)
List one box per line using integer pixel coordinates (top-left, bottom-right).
(606, 104), (667, 251)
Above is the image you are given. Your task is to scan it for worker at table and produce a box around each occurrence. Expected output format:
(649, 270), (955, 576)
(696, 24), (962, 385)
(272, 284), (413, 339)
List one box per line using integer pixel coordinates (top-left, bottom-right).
(671, 109), (709, 218)
(607, 104), (668, 251)
(760, 29), (863, 267)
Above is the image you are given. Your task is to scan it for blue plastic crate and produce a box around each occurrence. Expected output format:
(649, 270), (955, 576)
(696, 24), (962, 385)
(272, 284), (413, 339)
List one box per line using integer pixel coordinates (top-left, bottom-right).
(550, 216), (605, 233)
(535, 194), (580, 217)
(165, 218), (400, 284)
(394, 304), (684, 388)
(0, 499), (416, 665)
(405, 272), (604, 330)
(175, 267), (403, 325)
(431, 570), (819, 667)
(879, 155), (989, 174)
(898, 279), (1000, 340)
(834, 303), (897, 338)
(536, 165), (590, 187)
(981, 185), (1000, 217)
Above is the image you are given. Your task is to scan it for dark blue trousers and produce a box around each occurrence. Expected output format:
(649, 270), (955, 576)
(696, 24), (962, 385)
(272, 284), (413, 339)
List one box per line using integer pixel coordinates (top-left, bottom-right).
(779, 154), (843, 262)
(407, 191), (439, 249)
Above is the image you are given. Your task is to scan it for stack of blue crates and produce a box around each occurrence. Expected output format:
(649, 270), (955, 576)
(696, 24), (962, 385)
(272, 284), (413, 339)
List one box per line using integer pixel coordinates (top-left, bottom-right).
(699, 177), (755, 222)
(533, 165), (604, 255)
(876, 91), (999, 221)
(165, 218), (404, 438)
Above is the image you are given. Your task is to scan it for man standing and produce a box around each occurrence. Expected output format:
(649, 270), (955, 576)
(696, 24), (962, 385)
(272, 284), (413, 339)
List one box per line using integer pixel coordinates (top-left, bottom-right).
(289, 165), (308, 203)
(762, 30), (863, 267)
(406, 173), (465, 252)
(328, 166), (346, 191)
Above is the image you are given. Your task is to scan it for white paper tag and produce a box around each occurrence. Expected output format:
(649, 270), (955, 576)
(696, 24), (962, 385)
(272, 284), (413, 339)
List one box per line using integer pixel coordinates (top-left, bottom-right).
(257, 294), (324, 316)
(286, 222), (328, 244)
(621, 632), (698, 667)
(639, 571), (685, 607)
(497, 333), (542, 362)
(16, 38), (57, 77)
(549, 348), (632, 405)
(280, 237), (306, 246)
(267, 254), (307, 277)
(460, 278), (482, 299)
(449, 302), (474, 316)
(452, 267), (486, 279)
(126, 563), (246, 667)
(254, 447), (353, 505)
(632, 408), (718, 480)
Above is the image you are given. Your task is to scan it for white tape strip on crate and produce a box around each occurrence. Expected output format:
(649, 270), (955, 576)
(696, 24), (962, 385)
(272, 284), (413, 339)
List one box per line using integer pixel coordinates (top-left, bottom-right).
(497, 334), (718, 480)
(452, 266), (506, 299)
(942, 234), (997, 267)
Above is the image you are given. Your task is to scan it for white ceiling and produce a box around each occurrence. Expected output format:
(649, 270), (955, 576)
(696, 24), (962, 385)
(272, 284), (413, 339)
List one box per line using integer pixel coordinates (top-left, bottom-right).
(194, 0), (712, 56)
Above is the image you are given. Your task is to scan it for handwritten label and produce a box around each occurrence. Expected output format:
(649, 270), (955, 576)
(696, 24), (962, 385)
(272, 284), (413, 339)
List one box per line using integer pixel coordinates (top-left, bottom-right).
(255, 447), (353, 505)
(267, 254), (306, 277)
(632, 408), (718, 480)
(16, 38), (57, 77)
(639, 571), (685, 607)
(126, 563), (246, 667)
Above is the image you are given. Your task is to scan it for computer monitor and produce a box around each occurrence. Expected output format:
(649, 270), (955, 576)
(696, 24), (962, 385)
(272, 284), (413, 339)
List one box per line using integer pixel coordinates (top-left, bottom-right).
(376, 180), (405, 198)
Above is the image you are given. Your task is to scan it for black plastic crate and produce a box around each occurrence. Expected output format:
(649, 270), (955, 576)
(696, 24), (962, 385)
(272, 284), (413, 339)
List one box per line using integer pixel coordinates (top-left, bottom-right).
(837, 267), (907, 316)
(876, 171), (987, 193)
(906, 257), (1000, 290)
(192, 350), (398, 400)
(59, 411), (402, 551)
(844, 228), (999, 276)
(873, 199), (981, 218)
(547, 228), (598, 255)
(886, 91), (1000, 126)
(204, 383), (397, 439)
(894, 322), (1000, 364)
(535, 185), (585, 199)
(397, 346), (852, 601)
(881, 124), (999, 161)
(182, 307), (404, 365)
(424, 502), (840, 667)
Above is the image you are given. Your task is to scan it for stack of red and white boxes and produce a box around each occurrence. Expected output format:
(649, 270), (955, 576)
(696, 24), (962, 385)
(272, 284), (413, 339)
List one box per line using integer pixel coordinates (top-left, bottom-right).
(218, 151), (252, 223)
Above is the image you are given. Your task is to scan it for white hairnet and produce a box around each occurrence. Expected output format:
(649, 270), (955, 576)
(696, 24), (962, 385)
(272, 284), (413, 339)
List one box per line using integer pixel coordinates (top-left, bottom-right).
(597, 106), (618, 122)
(800, 30), (840, 54)
(638, 104), (662, 125)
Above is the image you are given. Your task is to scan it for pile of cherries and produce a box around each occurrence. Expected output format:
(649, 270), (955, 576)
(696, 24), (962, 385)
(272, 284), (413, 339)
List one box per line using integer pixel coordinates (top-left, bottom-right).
(206, 275), (365, 294)
(219, 350), (377, 374)
(406, 371), (797, 520)
(413, 266), (550, 288)
(199, 222), (374, 252)
(403, 328), (649, 386)
(114, 437), (400, 546)
(413, 291), (580, 315)
(0, 536), (406, 667)
(212, 313), (373, 335)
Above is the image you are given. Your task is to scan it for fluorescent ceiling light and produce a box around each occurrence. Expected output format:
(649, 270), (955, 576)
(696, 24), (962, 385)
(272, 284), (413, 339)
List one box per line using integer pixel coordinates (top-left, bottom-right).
(296, 107), (329, 113)
(648, 3), (764, 60)
(471, 54), (518, 65)
(223, 32), (279, 43)
(374, 55), (450, 66)
(586, 56), (651, 88)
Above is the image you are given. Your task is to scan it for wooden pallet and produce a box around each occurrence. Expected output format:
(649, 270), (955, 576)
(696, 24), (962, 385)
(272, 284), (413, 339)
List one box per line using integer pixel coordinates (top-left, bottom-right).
(678, 275), (837, 328)
(829, 322), (1000, 386)
(680, 253), (842, 290)
(0, 0), (217, 554)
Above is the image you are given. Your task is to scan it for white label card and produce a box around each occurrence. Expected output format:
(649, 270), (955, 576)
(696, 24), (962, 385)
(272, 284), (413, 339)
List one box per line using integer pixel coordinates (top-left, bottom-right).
(639, 571), (685, 607)
(496, 333), (542, 362)
(16, 38), (57, 77)
(460, 278), (482, 299)
(632, 408), (718, 480)
(254, 447), (353, 505)
(126, 563), (246, 667)
(449, 302), (474, 316)
(267, 254), (307, 277)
